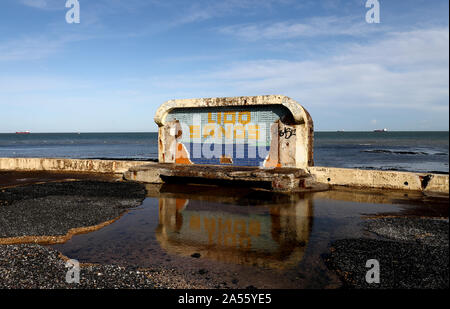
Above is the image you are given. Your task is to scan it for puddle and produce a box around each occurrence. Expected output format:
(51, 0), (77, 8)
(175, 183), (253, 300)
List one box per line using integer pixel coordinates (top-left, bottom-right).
(50, 184), (448, 289)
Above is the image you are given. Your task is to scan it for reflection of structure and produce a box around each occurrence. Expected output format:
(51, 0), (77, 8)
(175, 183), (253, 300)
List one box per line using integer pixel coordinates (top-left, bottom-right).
(155, 194), (313, 269)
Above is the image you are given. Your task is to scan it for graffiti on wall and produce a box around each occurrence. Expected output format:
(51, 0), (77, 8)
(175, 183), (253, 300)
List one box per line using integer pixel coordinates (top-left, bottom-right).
(163, 105), (297, 167)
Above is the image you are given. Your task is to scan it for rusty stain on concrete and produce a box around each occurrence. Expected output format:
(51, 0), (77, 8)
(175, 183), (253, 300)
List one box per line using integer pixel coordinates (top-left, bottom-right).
(219, 155), (233, 164)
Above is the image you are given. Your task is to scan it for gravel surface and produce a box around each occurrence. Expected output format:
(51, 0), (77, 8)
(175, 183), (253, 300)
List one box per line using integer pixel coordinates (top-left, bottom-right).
(365, 217), (449, 247)
(0, 180), (209, 289)
(323, 217), (449, 289)
(0, 244), (207, 289)
(0, 181), (146, 239)
(0, 244), (156, 289)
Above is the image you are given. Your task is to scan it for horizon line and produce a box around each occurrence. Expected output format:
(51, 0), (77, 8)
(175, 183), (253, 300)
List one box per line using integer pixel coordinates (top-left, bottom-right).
(1, 130), (449, 134)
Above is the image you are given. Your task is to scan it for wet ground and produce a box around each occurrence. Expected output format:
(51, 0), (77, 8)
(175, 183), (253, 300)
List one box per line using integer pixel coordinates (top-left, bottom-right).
(0, 170), (121, 188)
(0, 171), (448, 289)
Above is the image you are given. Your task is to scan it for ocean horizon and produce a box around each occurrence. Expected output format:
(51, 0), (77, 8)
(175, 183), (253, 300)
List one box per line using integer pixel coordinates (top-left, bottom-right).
(1, 131), (448, 174)
(3, 130), (448, 133)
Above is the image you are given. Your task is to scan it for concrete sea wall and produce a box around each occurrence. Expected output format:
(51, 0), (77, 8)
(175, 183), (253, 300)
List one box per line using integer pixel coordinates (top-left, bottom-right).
(308, 166), (448, 195)
(0, 158), (448, 194)
(0, 158), (150, 175)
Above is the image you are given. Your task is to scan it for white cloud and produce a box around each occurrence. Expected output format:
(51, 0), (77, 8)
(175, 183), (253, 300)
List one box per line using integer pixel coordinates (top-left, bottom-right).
(219, 16), (387, 40)
(0, 32), (96, 62)
(20, 0), (48, 9)
(0, 75), (91, 93)
(0, 36), (62, 61)
(170, 0), (296, 26)
(148, 27), (449, 116)
(19, 0), (64, 10)
(334, 28), (449, 67)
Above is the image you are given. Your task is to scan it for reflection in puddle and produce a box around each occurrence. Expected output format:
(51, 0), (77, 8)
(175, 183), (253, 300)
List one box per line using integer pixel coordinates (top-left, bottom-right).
(155, 195), (312, 269)
(50, 184), (448, 288)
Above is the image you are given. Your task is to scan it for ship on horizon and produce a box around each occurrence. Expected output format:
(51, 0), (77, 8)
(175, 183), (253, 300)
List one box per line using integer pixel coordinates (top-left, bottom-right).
(373, 128), (388, 132)
(15, 131), (30, 134)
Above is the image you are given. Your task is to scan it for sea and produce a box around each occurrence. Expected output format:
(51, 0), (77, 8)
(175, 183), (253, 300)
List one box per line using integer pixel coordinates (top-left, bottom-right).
(0, 131), (448, 174)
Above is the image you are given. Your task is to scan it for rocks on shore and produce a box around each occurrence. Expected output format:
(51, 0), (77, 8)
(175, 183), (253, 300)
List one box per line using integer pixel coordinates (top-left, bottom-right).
(0, 244), (157, 289)
(323, 217), (449, 289)
(0, 180), (211, 289)
(0, 181), (146, 240)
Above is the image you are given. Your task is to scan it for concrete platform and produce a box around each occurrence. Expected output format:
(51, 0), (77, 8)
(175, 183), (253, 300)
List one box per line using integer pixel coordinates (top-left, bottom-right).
(124, 163), (329, 192)
(0, 158), (448, 194)
(0, 157), (147, 175)
(308, 166), (449, 195)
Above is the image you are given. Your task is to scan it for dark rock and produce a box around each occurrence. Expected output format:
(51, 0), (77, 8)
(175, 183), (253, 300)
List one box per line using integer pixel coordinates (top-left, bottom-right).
(323, 238), (449, 289)
(0, 244), (156, 289)
(0, 181), (146, 239)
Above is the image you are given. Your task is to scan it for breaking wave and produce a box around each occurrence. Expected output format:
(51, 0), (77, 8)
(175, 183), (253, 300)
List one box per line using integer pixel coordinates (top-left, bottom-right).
(361, 149), (448, 156)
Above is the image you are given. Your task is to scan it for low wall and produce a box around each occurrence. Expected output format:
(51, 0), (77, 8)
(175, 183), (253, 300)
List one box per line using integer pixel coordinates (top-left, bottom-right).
(308, 166), (449, 195)
(0, 158), (448, 194)
(0, 158), (150, 175)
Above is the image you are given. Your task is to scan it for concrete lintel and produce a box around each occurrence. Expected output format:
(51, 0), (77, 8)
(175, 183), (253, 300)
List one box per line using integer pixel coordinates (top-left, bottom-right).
(154, 95), (310, 127)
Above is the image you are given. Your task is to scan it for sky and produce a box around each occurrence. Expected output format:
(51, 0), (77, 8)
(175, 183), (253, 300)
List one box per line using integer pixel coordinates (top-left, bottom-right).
(0, 0), (448, 132)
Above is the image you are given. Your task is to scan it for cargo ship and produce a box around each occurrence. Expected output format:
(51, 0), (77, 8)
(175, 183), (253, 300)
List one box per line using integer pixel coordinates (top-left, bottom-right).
(15, 131), (30, 134)
(373, 128), (387, 132)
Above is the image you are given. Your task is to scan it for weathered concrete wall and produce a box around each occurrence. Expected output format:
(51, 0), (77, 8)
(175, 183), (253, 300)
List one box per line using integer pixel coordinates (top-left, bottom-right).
(0, 158), (150, 175)
(124, 164), (164, 183)
(124, 163), (326, 192)
(154, 95), (314, 169)
(154, 95), (311, 127)
(308, 166), (449, 195)
(1, 158), (447, 195)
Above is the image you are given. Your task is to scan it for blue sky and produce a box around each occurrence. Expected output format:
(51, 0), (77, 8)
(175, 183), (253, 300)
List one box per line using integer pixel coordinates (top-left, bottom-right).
(0, 0), (448, 132)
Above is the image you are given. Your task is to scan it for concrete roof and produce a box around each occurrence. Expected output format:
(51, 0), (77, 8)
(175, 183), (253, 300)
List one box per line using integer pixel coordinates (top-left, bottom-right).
(154, 95), (310, 126)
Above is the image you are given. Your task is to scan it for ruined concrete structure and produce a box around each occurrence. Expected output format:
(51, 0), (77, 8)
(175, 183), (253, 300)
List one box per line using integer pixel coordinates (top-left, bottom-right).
(154, 95), (314, 169)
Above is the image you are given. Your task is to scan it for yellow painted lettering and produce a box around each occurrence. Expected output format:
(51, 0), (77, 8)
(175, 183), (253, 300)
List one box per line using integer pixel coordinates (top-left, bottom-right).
(203, 124), (215, 138)
(234, 125), (245, 140)
(238, 111), (251, 125)
(248, 124), (259, 140)
(189, 125), (200, 139)
(223, 112), (236, 124)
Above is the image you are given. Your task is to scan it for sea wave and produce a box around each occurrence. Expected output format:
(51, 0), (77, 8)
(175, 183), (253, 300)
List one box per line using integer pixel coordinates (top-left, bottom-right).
(361, 149), (448, 156)
(350, 165), (449, 174)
